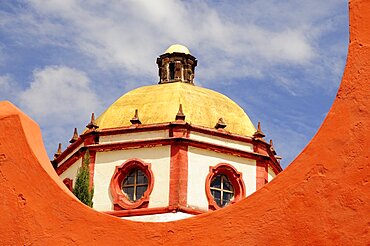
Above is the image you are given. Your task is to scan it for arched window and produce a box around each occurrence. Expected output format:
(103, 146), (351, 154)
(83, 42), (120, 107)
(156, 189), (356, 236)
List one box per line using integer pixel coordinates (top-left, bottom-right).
(110, 159), (154, 210)
(169, 62), (175, 80)
(205, 163), (246, 210)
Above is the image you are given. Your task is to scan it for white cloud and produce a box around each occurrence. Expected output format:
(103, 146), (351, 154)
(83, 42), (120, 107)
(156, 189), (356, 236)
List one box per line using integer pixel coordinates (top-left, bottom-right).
(1, 0), (347, 94)
(19, 66), (102, 125)
(0, 1), (348, 164)
(5, 0), (333, 85)
(0, 75), (20, 101)
(0, 44), (5, 66)
(17, 65), (104, 157)
(0, 75), (12, 93)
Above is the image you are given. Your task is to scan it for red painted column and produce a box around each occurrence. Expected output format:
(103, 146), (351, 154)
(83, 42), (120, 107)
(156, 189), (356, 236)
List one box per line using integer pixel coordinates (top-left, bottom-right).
(256, 160), (268, 190)
(88, 150), (96, 191)
(81, 130), (98, 191)
(169, 143), (188, 209)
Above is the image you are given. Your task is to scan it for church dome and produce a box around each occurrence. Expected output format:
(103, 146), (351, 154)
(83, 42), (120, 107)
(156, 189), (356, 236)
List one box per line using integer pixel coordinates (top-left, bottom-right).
(95, 82), (256, 136)
(94, 45), (256, 136)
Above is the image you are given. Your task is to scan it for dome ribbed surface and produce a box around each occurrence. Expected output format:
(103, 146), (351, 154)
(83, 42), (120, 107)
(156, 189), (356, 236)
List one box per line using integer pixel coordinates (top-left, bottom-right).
(96, 83), (256, 136)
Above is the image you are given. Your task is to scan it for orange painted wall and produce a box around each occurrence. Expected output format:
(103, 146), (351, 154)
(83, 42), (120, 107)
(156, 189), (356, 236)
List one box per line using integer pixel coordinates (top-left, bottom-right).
(0, 0), (369, 244)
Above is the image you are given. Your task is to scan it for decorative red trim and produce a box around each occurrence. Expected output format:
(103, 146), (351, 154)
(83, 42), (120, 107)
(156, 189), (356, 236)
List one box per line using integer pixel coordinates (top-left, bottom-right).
(97, 121), (255, 144)
(188, 123), (254, 144)
(103, 205), (203, 217)
(170, 124), (189, 138)
(169, 143), (188, 208)
(53, 129), (98, 164)
(55, 124), (282, 178)
(267, 159), (281, 175)
(205, 163), (246, 210)
(105, 206), (169, 217)
(187, 138), (267, 160)
(56, 138), (169, 175)
(57, 137), (281, 176)
(99, 123), (170, 136)
(110, 158), (154, 210)
(54, 138), (84, 163)
(85, 138), (268, 160)
(54, 121), (282, 174)
(63, 178), (73, 191)
(88, 150), (96, 190)
(56, 138), (282, 186)
(253, 140), (283, 173)
(177, 205), (203, 215)
(82, 131), (99, 146)
(56, 153), (82, 175)
(256, 160), (268, 190)
(89, 138), (170, 152)
(253, 140), (269, 156)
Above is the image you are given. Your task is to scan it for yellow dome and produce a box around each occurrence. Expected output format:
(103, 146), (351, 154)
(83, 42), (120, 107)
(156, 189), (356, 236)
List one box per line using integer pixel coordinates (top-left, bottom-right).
(96, 83), (256, 136)
(164, 44), (190, 55)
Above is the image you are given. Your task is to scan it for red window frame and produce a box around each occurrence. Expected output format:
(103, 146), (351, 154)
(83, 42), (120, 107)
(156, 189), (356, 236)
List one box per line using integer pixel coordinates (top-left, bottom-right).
(205, 163), (246, 210)
(110, 158), (154, 210)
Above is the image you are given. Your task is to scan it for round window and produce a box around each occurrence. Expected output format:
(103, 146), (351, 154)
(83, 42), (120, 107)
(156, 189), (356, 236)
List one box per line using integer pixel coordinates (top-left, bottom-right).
(110, 158), (154, 210)
(210, 174), (234, 207)
(121, 169), (148, 202)
(205, 163), (246, 210)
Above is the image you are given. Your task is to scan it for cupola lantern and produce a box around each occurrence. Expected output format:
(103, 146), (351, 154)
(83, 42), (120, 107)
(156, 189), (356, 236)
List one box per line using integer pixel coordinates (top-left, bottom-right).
(157, 44), (197, 84)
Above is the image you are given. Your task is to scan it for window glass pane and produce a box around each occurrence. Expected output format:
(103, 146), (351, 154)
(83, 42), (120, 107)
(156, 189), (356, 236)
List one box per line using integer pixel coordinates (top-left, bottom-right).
(223, 178), (233, 192)
(215, 198), (222, 207)
(137, 169), (143, 176)
(212, 189), (222, 207)
(211, 189), (221, 200)
(123, 172), (135, 185)
(136, 170), (148, 184)
(211, 175), (221, 189)
(123, 186), (134, 201)
(209, 174), (237, 207)
(222, 191), (233, 206)
(136, 185), (148, 200)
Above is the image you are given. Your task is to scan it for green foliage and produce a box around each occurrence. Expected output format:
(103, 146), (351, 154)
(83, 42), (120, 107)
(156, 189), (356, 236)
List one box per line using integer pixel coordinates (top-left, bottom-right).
(73, 150), (94, 207)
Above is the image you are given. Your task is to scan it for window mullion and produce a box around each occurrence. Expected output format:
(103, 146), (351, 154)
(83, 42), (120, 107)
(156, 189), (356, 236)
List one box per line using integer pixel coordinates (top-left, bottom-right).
(220, 175), (224, 205)
(133, 170), (137, 201)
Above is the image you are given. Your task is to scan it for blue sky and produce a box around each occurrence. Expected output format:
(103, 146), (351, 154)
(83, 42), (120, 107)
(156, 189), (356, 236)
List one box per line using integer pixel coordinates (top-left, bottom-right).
(0, 0), (348, 168)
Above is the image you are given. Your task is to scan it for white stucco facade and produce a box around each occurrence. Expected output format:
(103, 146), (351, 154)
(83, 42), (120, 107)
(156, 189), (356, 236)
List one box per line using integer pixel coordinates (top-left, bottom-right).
(190, 132), (253, 152)
(58, 143), (83, 167)
(268, 166), (276, 182)
(59, 158), (82, 186)
(56, 126), (281, 222)
(56, 128), (280, 222)
(99, 130), (168, 144)
(93, 146), (171, 211)
(187, 146), (256, 211)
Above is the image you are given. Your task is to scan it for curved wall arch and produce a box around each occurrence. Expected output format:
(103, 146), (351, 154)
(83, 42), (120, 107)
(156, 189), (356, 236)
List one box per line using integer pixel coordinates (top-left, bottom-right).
(0, 1), (369, 244)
